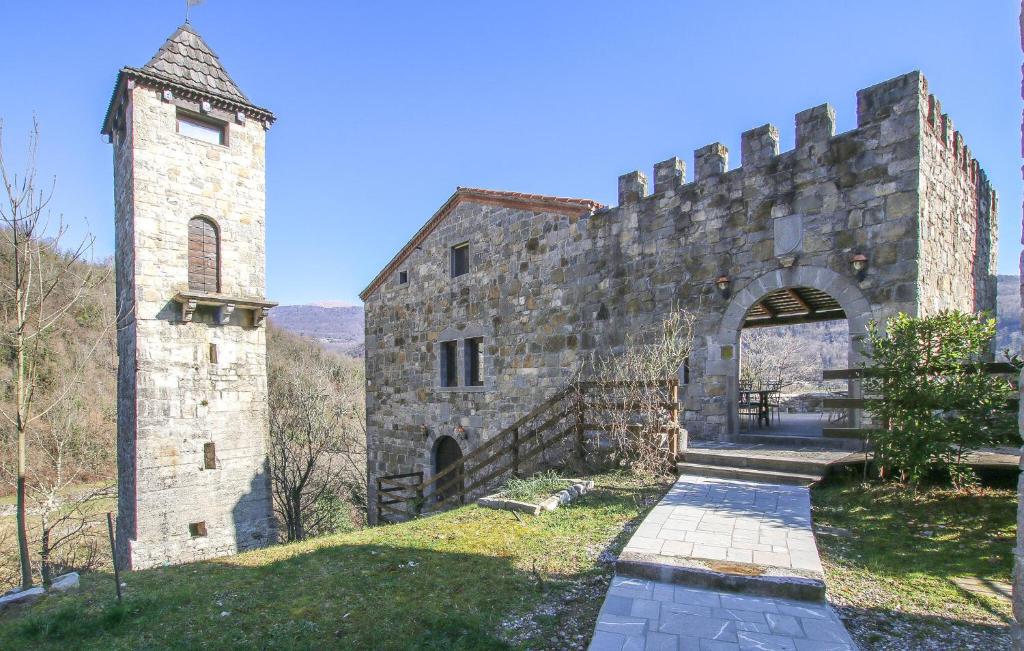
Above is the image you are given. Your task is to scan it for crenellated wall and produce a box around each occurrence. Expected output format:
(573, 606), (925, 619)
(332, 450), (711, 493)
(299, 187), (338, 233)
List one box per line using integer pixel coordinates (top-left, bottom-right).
(364, 71), (998, 516)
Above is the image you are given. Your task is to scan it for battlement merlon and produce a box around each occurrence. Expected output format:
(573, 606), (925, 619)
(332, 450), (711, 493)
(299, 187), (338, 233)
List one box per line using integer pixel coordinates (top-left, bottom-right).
(611, 71), (993, 209)
(741, 125), (779, 168)
(654, 157), (686, 193)
(617, 170), (649, 205)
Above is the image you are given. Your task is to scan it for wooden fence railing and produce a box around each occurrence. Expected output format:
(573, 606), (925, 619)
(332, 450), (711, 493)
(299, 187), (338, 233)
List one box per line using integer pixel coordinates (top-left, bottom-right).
(820, 363), (1019, 440)
(376, 471), (423, 522)
(375, 378), (680, 524)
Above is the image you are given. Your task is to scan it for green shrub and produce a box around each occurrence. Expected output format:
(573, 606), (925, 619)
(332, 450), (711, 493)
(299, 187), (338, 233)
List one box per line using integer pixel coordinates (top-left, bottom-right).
(864, 311), (1017, 487)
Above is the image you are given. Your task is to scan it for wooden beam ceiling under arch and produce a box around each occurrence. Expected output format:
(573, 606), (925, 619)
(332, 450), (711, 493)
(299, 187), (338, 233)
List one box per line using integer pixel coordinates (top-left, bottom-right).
(743, 287), (846, 328)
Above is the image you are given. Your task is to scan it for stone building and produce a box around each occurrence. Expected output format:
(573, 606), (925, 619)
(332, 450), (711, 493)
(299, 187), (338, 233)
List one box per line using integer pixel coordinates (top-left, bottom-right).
(102, 24), (277, 569)
(362, 71), (997, 520)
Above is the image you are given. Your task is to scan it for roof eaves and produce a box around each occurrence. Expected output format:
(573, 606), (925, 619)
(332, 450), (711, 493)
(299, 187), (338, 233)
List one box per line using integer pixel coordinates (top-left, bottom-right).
(101, 67), (275, 136)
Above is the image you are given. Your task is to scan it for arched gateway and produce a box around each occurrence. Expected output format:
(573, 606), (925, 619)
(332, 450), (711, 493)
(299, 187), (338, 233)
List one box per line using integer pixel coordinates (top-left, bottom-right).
(711, 266), (871, 438)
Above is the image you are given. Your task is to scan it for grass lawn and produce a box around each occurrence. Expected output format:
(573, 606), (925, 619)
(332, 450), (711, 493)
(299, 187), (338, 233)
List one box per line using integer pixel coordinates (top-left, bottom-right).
(0, 471), (670, 650)
(813, 476), (1016, 650)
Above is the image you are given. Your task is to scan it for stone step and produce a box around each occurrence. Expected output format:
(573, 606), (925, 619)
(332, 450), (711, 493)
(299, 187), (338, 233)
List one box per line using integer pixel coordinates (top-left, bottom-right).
(676, 462), (821, 487)
(736, 433), (866, 451)
(681, 450), (830, 475)
(615, 553), (827, 602)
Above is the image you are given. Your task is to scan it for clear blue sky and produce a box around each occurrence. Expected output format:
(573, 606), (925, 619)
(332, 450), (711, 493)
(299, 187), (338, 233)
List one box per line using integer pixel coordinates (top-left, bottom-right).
(1, 1), (1020, 305)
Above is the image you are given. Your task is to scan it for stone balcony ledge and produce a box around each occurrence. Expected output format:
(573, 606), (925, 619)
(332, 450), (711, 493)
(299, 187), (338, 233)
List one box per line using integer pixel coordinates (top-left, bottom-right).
(173, 291), (278, 326)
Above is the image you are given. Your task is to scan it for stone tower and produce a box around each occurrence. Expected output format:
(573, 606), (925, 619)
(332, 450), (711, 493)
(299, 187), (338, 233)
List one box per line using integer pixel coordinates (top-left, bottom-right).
(101, 24), (277, 570)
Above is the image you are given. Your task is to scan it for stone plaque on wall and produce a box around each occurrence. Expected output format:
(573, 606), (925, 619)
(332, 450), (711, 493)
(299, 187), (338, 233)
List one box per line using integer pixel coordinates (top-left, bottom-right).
(773, 214), (803, 257)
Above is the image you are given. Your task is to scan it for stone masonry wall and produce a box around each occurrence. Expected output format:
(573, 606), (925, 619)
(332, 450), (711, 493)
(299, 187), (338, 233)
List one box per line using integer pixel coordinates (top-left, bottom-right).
(114, 85), (274, 569)
(365, 200), (588, 510)
(917, 89), (998, 316)
(364, 72), (997, 518)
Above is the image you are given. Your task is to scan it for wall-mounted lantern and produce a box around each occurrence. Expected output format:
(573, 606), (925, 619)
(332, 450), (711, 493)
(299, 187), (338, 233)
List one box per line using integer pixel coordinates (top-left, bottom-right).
(421, 425), (430, 440)
(454, 425), (468, 440)
(850, 253), (868, 281)
(715, 275), (731, 298)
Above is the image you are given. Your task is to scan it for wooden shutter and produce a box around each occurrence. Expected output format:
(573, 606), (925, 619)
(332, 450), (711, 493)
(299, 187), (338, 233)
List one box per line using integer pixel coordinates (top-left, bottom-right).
(188, 217), (219, 293)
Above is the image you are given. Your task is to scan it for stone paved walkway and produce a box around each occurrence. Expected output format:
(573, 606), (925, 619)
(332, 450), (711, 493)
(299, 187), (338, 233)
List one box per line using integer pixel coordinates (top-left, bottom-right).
(590, 576), (856, 650)
(588, 475), (857, 650)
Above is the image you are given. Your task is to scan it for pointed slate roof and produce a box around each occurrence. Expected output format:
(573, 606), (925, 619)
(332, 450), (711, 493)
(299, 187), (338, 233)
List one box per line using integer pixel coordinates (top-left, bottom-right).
(141, 23), (250, 104)
(102, 23), (273, 136)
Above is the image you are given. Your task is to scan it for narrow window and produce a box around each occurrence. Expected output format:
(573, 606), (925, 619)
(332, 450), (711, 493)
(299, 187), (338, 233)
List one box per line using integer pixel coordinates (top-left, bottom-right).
(209, 343), (218, 364)
(450, 242), (469, 278)
(203, 442), (216, 470)
(465, 337), (484, 387)
(176, 110), (225, 145)
(682, 357), (690, 385)
(440, 340), (458, 387)
(398, 270), (408, 285)
(189, 521), (208, 538)
(188, 217), (220, 293)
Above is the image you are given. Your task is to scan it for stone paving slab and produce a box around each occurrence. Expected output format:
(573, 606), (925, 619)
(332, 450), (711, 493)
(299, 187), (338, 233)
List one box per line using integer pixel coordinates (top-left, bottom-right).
(590, 576), (857, 651)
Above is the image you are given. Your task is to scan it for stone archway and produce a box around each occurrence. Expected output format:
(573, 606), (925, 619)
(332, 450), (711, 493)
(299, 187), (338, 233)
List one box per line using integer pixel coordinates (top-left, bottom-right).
(712, 266), (873, 439)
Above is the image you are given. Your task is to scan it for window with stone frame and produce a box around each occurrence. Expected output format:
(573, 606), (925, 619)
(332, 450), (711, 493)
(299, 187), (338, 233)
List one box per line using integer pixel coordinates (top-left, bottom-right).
(176, 110), (226, 146)
(440, 340), (458, 387)
(465, 337), (484, 387)
(188, 216), (220, 293)
(450, 242), (469, 278)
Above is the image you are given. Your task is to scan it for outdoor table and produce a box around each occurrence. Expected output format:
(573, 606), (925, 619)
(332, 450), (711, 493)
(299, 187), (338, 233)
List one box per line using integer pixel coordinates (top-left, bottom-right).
(740, 389), (772, 428)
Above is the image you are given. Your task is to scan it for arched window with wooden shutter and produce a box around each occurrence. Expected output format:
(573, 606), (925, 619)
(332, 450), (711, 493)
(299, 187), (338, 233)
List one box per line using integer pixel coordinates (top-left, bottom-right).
(188, 217), (220, 293)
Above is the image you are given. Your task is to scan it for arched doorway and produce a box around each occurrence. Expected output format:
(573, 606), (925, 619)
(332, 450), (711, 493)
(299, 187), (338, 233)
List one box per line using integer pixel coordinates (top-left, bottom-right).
(713, 266), (873, 439)
(433, 436), (464, 503)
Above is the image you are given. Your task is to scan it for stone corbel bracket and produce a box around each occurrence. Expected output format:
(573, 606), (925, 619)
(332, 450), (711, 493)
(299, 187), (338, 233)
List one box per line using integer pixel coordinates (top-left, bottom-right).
(218, 303), (235, 325)
(173, 291), (278, 327)
(181, 298), (198, 323)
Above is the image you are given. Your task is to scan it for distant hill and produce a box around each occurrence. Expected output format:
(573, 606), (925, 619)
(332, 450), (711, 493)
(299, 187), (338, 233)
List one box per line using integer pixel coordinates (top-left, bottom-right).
(996, 274), (1021, 353)
(269, 304), (365, 357)
(272, 276), (1022, 360)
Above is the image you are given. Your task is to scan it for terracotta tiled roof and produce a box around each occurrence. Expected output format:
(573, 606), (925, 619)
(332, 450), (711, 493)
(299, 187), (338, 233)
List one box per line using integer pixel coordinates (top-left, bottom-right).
(359, 187), (605, 301)
(102, 23), (273, 136)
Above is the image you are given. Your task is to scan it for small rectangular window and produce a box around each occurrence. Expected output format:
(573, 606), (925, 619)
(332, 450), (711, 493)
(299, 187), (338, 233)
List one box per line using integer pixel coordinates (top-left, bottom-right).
(451, 242), (469, 278)
(176, 111), (225, 145)
(465, 337), (483, 387)
(440, 340), (458, 387)
(209, 343), (219, 365)
(203, 442), (216, 470)
(398, 270), (408, 285)
(189, 521), (208, 538)
(681, 357), (690, 385)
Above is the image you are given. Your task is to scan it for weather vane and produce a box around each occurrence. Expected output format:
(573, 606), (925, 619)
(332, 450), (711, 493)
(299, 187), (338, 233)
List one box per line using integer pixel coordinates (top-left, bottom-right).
(185, 0), (204, 24)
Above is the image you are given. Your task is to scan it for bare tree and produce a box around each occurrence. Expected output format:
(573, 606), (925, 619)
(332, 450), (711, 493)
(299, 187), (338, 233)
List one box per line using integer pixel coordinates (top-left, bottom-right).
(268, 328), (366, 541)
(0, 121), (105, 589)
(740, 327), (827, 391)
(580, 309), (695, 477)
(29, 396), (112, 584)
